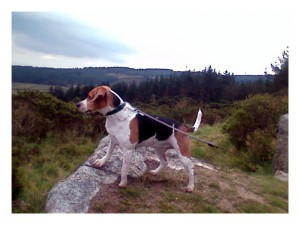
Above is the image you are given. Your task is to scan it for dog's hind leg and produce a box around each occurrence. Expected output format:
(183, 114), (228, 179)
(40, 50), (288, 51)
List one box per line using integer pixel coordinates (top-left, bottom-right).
(149, 148), (167, 175)
(178, 155), (194, 192)
(170, 134), (194, 192)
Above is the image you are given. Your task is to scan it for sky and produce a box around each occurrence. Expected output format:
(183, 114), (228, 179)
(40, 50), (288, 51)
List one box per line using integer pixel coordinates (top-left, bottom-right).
(11, 0), (292, 75)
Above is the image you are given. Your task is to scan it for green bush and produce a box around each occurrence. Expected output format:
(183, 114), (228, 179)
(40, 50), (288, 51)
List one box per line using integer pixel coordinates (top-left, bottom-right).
(223, 94), (288, 171)
(12, 91), (105, 141)
(203, 108), (222, 125)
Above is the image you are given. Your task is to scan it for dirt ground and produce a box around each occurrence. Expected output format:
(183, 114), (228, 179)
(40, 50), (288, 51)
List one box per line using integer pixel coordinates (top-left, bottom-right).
(88, 160), (288, 213)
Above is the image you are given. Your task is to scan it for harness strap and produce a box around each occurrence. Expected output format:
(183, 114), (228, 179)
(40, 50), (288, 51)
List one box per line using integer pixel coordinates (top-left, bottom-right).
(134, 109), (222, 149)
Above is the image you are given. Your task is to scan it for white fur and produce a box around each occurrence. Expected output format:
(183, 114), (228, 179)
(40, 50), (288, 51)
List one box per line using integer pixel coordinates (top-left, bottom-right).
(77, 99), (88, 112)
(168, 134), (195, 192)
(192, 109), (202, 132)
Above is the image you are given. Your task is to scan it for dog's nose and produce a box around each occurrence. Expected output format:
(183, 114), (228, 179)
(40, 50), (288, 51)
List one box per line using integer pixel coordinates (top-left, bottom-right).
(76, 102), (81, 108)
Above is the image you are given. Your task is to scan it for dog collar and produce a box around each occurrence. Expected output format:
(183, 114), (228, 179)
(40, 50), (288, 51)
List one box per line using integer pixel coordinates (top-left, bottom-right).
(106, 102), (126, 116)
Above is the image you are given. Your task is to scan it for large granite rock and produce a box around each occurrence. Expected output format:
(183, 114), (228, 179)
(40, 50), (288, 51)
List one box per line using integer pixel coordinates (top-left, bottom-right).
(272, 114), (288, 174)
(45, 136), (216, 213)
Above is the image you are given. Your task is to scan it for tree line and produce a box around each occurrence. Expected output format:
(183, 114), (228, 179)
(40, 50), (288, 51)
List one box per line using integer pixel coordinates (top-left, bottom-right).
(49, 66), (281, 104)
(50, 49), (288, 104)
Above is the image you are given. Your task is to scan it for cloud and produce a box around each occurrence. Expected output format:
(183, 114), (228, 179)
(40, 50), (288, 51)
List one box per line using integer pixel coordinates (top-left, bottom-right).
(12, 12), (134, 63)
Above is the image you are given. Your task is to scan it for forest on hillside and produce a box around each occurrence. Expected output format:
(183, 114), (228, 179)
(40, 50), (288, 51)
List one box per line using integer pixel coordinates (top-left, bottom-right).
(49, 65), (283, 105)
(12, 66), (180, 85)
(12, 65), (270, 87)
(46, 48), (288, 105)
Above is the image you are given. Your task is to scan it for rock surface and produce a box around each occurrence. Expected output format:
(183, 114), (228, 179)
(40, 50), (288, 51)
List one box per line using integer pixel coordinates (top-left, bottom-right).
(45, 136), (216, 213)
(272, 114), (288, 173)
(274, 170), (288, 182)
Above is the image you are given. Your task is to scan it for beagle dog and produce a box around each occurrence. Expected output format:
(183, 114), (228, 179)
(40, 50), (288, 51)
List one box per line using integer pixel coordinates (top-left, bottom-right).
(76, 86), (202, 192)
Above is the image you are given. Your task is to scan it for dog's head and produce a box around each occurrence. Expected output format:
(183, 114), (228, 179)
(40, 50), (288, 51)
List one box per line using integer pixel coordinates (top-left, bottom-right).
(76, 86), (114, 115)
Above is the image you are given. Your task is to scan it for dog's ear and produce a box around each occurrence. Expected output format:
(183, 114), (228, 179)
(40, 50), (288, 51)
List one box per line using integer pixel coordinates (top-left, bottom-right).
(93, 88), (107, 102)
(88, 87), (107, 103)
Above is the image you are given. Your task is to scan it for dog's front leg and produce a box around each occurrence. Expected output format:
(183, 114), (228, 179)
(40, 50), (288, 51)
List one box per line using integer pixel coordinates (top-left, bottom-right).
(118, 149), (134, 188)
(93, 137), (116, 168)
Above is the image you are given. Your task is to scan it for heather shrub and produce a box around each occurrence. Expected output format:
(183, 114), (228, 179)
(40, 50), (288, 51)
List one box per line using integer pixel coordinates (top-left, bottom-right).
(12, 91), (105, 141)
(223, 94), (288, 171)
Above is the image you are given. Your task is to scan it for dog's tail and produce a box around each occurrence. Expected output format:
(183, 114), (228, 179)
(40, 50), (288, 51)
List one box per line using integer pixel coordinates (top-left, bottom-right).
(187, 109), (202, 133)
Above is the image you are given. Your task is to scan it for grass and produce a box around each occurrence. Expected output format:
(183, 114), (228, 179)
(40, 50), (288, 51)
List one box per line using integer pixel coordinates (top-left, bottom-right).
(191, 123), (242, 169)
(251, 174), (288, 212)
(236, 200), (273, 213)
(119, 187), (142, 198)
(89, 171), (221, 213)
(12, 121), (288, 213)
(87, 122), (288, 213)
(91, 166), (291, 213)
(12, 134), (99, 213)
(12, 82), (68, 94)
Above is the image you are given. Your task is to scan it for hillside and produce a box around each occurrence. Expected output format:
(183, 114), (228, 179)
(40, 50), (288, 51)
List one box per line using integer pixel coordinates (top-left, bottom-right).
(12, 65), (270, 87)
(12, 65), (180, 86)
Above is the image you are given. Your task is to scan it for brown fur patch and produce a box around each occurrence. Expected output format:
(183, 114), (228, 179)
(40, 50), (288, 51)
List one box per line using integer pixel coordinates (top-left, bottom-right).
(175, 125), (191, 158)
(129, 117), (139, 144)
(87, 86), (112, 112)
(102, 86), (115, 108)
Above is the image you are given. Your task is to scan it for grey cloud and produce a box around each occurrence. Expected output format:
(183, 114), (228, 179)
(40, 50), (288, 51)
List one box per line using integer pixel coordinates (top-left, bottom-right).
(12, 12), (134, 62)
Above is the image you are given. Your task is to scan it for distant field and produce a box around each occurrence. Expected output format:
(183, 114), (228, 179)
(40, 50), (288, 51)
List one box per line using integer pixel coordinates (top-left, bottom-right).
(12, 82), (68, 93)
(107, 73), (145, 84)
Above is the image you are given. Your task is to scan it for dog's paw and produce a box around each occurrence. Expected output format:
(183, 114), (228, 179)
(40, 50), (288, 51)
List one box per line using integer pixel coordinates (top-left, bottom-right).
(93, 159), (105, 168)
(184, 185), (194, 193)
(148, 169), (158, 176)
(118, 181), (127, 188)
